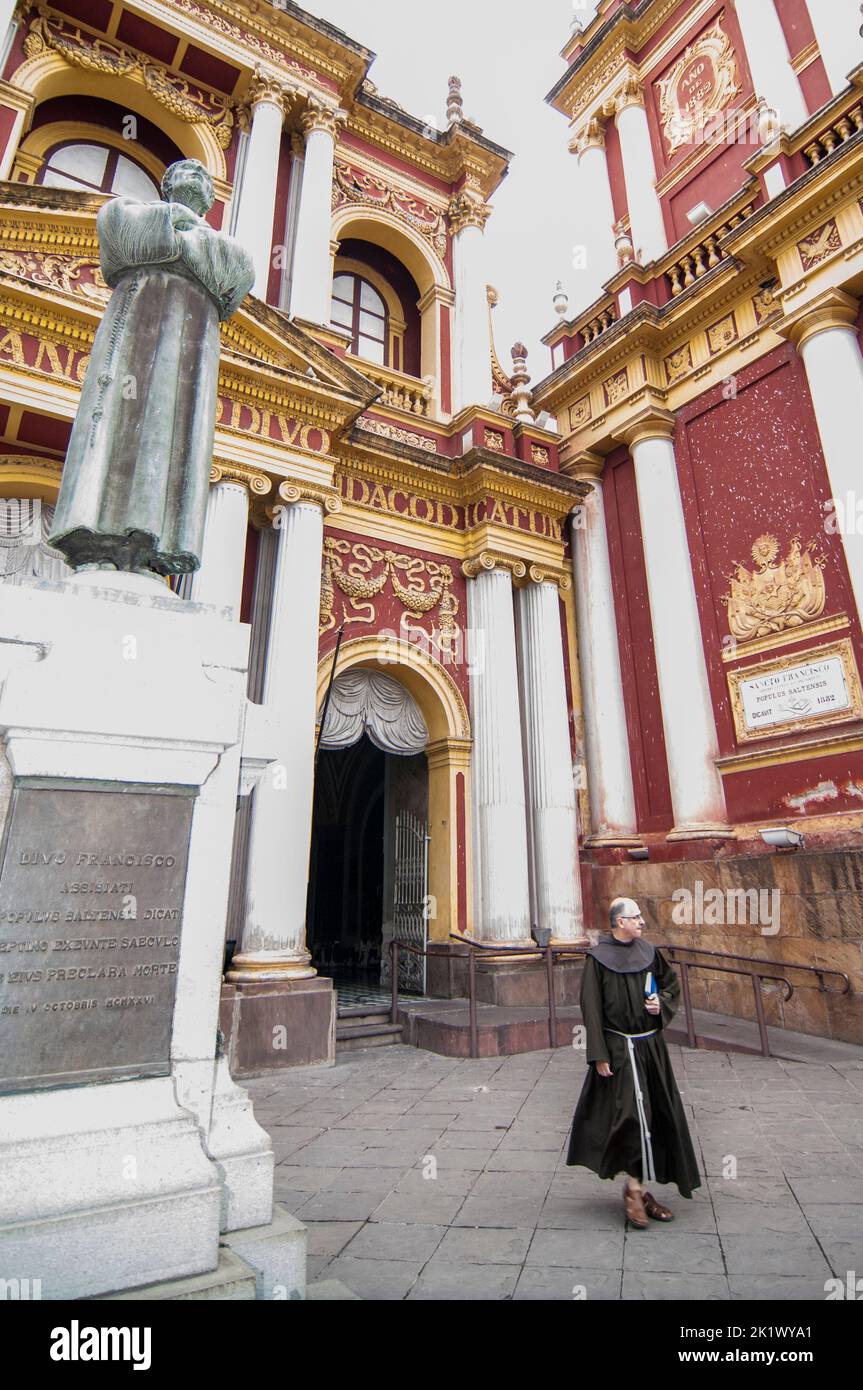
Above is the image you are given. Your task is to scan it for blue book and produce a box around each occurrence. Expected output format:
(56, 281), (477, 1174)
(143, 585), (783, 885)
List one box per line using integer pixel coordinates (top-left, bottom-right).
(644, 971), (657, 998)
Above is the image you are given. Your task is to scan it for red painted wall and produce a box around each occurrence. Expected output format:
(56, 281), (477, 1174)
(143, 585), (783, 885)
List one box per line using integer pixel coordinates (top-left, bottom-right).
(266, 132), (293, 306)
(674, 345), (863, 819)
(604, 446), (675, 832)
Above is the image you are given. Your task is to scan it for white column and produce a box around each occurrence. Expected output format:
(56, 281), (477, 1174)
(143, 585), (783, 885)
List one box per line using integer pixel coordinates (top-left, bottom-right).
(290, 102), (345, 326)
(450, 195), (493, 412)
(233, 73), (290, 299)
(804, 0), (863, 96)
(569, 460), (639, 843)
(790, 297), (863, 626)
(623, 412), (728, 838)
(517, 578), (586, 943)
(189, 479), (250, 617)
(229, 495), (325, 980)
(570, 121), (619, 314)
(467, 561), (532, 943)
(735, 0), (809, 132)
(614, 85), (667, 264)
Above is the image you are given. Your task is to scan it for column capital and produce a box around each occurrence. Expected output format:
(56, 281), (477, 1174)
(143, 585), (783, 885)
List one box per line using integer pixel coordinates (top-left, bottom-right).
(776, 288), (860, 351)
(616, 405), (676, 449)
(247, 66), (294, 116)
(560, 446), (605, 482)
(210, 458), (272, 497)
(448, 191), (492, 235)
(300, 97), (348, 140)
(462, 549), (526, 580)
(525, 563), (572, 591)
(569, 115), (606, 157)
(610, 75), (644, 116)
(277, 478), (343, 514)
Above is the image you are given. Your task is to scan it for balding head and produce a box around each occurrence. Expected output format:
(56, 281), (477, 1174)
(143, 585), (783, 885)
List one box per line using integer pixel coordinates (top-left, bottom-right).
(610, 897), (641, 931)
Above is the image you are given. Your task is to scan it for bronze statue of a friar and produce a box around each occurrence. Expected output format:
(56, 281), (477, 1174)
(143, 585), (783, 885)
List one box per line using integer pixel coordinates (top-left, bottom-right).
(49, 158), (255, 576)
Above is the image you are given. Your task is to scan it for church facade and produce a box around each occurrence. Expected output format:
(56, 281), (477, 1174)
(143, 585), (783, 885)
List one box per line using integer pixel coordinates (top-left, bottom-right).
(0, 0), (861, 1064)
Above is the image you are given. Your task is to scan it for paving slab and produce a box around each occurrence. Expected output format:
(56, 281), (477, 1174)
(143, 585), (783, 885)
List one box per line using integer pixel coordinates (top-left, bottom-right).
(254, 1041), (863, 1301)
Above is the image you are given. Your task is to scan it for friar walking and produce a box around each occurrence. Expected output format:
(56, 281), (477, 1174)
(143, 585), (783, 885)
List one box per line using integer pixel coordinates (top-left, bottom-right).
(566, 897), (701, 1228)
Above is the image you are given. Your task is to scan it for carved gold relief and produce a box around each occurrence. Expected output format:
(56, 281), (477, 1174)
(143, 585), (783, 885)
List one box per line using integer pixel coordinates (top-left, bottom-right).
(569, 395), (592, 430)
(707, 313), (738, 355)
(657, 15), (741, 153)
(0, 249), (108, 304)
(484, 429), (505, 451)
(665, 343), (693, 383)
(603, 370), (628, 407)
(723, 534), (826, 642)
(798, 219), (842, 271)
(332, 162), (448, 260)
(531, 444), (550, 465)
(357, 417), (439, 453)
(753, 283), (779, 324)
(24, 13), (236, 148)
(320, 539), (461, 660)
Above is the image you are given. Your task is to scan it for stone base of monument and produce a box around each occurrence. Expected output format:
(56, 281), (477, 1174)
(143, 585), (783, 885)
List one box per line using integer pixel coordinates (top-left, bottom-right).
(0, 577), (292, 1299)
(220, 977), (337, 1075)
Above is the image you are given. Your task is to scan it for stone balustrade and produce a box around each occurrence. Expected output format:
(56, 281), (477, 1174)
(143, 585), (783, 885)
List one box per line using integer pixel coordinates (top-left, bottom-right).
(804, 103), (863, 165)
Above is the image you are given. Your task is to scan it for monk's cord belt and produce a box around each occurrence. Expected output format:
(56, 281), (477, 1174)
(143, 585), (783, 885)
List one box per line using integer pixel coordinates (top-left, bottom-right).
(606, 1027), (659, 1182)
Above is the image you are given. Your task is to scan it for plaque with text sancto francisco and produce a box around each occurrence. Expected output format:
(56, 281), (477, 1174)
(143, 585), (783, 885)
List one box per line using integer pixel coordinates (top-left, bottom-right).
(0, 780), (195, 1093)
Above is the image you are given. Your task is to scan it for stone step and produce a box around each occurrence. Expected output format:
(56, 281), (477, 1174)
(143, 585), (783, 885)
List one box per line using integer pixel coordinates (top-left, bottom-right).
(94, 1249), (257, 1301)
(336, 1021), (404, 1051)
(337, 1005), (393, 1023)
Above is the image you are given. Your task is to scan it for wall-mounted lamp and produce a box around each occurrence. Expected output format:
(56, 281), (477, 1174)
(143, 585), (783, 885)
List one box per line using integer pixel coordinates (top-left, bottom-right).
(686, 201), (712, 226)
(759, 826), (805, 850)
(627, 846), (650, 861)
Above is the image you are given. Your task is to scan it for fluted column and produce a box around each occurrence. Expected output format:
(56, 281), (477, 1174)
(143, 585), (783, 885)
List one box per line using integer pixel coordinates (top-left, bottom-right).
(569, 119), (619, 314)
(735, 0), (808, 132)
(517, 575), (586, 943)
(190, 468), (270, 617)
(803, 0), (863, 96)
(782, 292), (863, 627)
(229, 484), (339, 981)
(465, 558), (531, 944)
(233, 70), (292, 299)
(568, 455), (639, 844)
(613, 81), (667, 264)
(290, 100), (346, 325)
(620, 410), (728, 840)
(450, 193), (493, 412)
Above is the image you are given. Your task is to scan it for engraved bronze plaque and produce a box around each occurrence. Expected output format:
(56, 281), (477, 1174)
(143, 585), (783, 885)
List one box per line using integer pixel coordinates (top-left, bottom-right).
(0, 780), (195, 1093)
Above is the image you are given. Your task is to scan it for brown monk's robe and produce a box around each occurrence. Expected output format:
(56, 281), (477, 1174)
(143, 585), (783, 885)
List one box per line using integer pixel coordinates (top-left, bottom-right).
(566, 937), (701, 1198)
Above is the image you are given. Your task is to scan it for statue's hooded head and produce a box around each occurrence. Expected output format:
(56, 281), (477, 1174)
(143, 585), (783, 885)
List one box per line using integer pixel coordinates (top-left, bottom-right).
(161, 159), (214, 216)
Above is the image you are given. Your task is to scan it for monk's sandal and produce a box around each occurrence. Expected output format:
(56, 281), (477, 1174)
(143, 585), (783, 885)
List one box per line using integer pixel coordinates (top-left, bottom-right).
(642, 1191), (674, 1222)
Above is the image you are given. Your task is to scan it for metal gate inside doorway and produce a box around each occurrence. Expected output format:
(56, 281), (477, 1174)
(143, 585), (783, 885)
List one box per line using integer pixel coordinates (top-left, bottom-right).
(382, 809), (430, 995)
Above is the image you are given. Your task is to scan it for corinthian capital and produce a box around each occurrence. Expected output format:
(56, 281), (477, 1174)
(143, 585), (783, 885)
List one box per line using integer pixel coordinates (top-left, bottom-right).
(301, 97), (348, 140)
(612, 75), (644, 115)
(569, 116), (606, 157)
(248, 66), (294, 115)
(448, 191), (492, 235)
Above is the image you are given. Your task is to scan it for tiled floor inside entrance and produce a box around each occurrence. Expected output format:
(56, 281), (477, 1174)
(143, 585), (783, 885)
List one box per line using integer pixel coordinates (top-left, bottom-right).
(246, 1041), (863, 1301)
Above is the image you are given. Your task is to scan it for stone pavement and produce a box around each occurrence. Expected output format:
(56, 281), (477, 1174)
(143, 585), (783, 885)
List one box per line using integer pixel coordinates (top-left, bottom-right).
(244, 1042), (863, 1301)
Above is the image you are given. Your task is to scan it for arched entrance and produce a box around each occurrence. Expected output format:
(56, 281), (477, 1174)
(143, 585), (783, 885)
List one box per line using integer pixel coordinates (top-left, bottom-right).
(307, 668), (431, 997)
(309, 639), (472, 1000)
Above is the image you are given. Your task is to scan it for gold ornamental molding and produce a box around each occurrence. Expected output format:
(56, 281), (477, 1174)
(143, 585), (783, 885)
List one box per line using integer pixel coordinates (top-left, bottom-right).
(23, 10), (237, 148)
(656, 14), (741, 154)
(210, 459), (272, 497)
(722, 613), (849, 664)
(300, 96), (348, 139)
(332, 161), (448, 262)
(247, 65), (295, 115)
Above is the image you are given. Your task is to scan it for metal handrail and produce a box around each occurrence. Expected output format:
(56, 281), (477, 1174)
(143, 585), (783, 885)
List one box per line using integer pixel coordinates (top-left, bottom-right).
(388, 938), (852, 1060)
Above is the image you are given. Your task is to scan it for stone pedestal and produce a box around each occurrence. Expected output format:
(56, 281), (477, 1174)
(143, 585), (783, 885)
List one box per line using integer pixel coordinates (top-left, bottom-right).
(0, 576), (283, 1298)
(220, 977), (336, 1076)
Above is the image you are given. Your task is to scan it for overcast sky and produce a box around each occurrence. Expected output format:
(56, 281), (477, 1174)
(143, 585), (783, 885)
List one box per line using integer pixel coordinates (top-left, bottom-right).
(310, 0), (602, 382)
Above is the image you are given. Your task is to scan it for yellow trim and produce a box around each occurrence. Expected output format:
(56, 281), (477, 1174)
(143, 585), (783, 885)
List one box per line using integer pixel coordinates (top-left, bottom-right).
(721, 614), (850, 663)
(717, 731), (863, 775)
(14, 122), (166, 187)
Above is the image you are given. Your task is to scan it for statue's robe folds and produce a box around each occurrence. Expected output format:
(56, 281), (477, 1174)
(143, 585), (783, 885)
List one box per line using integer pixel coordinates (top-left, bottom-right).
(566, 939), (701, 1198)
(50, 197), (254, 574)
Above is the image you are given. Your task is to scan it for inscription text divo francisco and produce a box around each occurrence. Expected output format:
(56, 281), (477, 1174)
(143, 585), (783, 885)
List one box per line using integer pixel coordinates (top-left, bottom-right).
(0, 783), (194, 1093)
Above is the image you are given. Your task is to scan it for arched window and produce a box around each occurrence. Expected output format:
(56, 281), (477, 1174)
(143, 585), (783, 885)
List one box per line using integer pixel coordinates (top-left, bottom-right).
(330, 272), (388, 365)
(38, 142), (159, 200)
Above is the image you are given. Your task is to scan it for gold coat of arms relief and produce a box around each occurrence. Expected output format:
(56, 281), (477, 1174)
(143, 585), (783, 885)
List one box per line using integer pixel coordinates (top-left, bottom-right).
(722, 534), (827, 642)
(658, 15), (741, 154)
